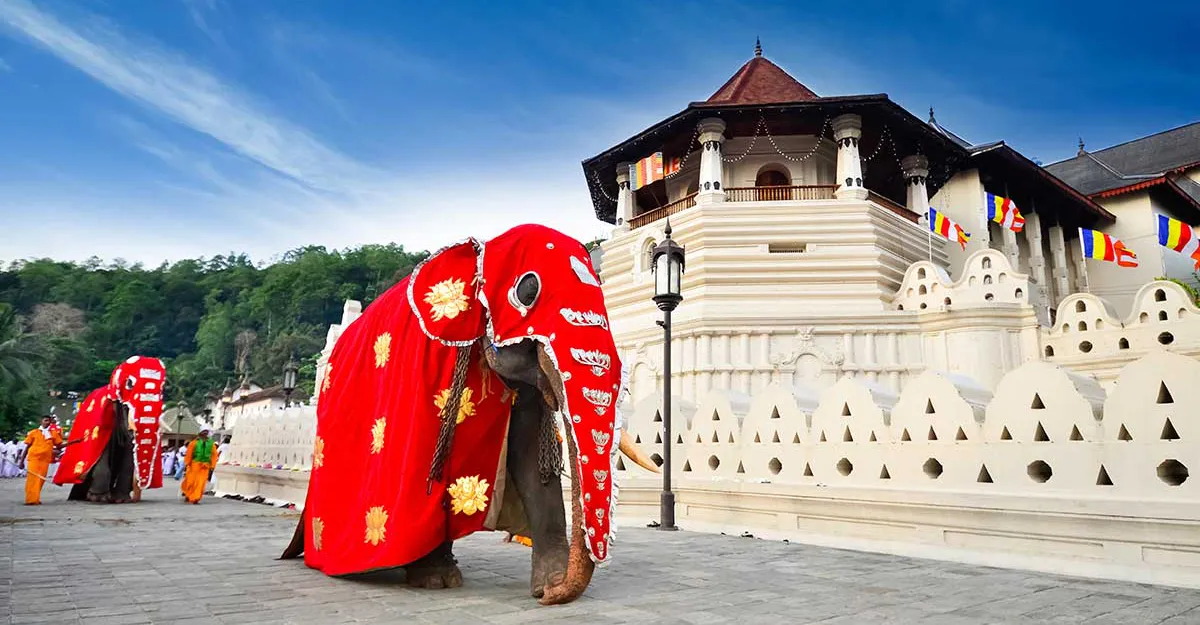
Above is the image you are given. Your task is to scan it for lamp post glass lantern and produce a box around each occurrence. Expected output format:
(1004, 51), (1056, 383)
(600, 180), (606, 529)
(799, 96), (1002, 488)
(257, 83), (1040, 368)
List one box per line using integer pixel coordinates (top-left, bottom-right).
(282, 357), (299, 408)
(650, 220), (685, 531)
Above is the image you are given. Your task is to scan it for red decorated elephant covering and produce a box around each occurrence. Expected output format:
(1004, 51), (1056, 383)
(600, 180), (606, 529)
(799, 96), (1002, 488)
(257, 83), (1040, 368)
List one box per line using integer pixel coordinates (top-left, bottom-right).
(54, 356), (167, 489)
(304, 224), (621, 576)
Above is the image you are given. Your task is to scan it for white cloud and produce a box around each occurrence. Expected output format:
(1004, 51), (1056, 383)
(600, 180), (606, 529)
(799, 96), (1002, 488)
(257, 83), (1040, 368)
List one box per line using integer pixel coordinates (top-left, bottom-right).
(0, 57), (10, 71)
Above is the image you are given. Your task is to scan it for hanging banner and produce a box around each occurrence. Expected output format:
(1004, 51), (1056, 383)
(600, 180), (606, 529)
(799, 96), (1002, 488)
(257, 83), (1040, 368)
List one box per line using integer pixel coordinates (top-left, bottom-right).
(630, 152), (664, 190)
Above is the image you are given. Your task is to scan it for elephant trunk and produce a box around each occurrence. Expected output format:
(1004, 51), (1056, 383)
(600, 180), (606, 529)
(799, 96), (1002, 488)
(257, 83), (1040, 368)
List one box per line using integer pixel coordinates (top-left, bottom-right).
(538, 413), (594, 605)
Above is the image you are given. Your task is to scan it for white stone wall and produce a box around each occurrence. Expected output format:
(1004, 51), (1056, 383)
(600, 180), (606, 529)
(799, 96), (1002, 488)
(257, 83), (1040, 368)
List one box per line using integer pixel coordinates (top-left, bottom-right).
(1041, 280), (1200, 387)
(618, 352), (1200, 500)
(221, 404), (316, 471)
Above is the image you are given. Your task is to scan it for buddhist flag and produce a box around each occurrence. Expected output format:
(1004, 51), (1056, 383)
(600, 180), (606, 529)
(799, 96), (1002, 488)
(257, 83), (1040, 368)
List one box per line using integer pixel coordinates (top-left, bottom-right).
(630, 153), (664, 190)
(1079, 227), (1138, 267)
(664, 156), (682, 178)
(1156, 214), (1200, 269)
(927, 208), (971, 250)
(985, 192), (1025, 233)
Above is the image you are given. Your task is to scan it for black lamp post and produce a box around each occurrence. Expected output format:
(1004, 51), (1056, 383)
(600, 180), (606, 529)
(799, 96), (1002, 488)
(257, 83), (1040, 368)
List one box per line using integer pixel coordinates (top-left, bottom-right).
(651, 219), (685, 531)
(282, 356), (299, 408)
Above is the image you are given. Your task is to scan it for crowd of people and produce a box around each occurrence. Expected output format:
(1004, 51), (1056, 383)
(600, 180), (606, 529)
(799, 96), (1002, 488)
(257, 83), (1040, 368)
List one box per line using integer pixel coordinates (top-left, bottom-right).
(4, 416), (231, 506)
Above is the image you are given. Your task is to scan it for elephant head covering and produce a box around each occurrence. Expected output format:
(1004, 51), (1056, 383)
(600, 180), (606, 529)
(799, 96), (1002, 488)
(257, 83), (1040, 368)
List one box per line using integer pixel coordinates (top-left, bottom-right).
(54, 356), (167, 489)
(303, 224), (621, 578)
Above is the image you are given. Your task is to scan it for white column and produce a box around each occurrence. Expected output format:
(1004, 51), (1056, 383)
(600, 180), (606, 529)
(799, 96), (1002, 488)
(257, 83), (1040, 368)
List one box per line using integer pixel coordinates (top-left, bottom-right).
(901, 155), (929, 217)
(1002, 228), (1020, 270)
(614, 162), (634, 232)
(696, 118), (727, 205)
(1072, 237), (1090, 293)
(833, 114), (868, 200)
(1025, 209), (1052, 322)
(1048, 225), (1072, 299)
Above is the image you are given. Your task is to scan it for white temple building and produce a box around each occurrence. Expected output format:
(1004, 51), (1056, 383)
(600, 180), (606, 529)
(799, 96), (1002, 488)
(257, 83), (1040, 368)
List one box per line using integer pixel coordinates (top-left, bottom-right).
(221, 44), (1200, 590)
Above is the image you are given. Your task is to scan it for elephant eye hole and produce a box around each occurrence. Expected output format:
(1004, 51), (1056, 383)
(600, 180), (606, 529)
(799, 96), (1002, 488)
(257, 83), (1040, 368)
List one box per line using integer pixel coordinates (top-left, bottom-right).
(512, 272), (541, 310)
(124, 377), (135, 390)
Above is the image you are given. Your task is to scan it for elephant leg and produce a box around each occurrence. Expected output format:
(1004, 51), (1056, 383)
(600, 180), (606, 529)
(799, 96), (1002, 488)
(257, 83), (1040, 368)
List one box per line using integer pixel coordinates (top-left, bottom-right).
(68, 476), (91, 501)
(506, 383), (570, 599)
(110, 433), (135, 503)
(404, 541), (463, 590)
(88, 447), (113, 502)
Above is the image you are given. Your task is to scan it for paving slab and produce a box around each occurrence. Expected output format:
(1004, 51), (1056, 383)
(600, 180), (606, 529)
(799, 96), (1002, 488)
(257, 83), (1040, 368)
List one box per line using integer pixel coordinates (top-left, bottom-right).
(3, 478), (1200, 623)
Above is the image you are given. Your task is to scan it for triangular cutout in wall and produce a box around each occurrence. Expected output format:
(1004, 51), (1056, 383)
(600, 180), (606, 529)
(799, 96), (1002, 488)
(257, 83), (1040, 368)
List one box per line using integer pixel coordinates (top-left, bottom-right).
(1097, 465), (1113, 486)
(1158, 382), (1174, 404)
(803, 463), (814, 477)
(1000, 426), (1012, 441)
(711, 431), (719, 443)
(727, 432), (735, 444)
(655, 432), (662, 444)
(841, 403), (852, 417)
(819, 430), (827, 442)
(1117, 424), (1132, 441)
(843, 426), (854, 442)
(616, 457), (626, 471)
(634, 434), (642, 444)
(1069, 425), (1083, 441)
(676, 434), (684, 444)
(1161, 418), (1180, 441)
(792, 433), (802, 444)
(977, 465), (993, 483)
(869, 430), (877, 442)
(736, 462), (745, 474)
(683, 460), (692, 472)
(653, 411), (662, 423)
(955, 427), (967, 441)
(772, 431), (781, 443)
(1034, 422), (1050, 442)
(879, 465), (891, 479)
(927, 426), (938, 441)
(900, 428), (911, 442)
(925, 399), (936, 414)
(712, 410), (720, 421)
(753, 432), (761, 444)
(770, 406), (781, 419)
(1031, 393), (1046, 409)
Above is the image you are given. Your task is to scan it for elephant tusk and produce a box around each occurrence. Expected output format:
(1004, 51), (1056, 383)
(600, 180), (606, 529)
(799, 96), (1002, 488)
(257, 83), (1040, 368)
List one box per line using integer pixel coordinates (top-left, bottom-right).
(618, 428), (660, 473)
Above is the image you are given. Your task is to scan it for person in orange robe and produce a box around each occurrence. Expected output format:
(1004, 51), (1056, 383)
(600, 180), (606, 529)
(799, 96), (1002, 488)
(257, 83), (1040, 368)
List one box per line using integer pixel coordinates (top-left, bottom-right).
(180, 428), (218, 504)
(18, 416), (64, 505)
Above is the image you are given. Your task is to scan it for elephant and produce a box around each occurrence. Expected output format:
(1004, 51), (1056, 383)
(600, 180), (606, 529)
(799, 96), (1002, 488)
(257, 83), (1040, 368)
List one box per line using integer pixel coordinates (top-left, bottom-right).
(280, 224), (657, 605)
(55, 357), (167, 503)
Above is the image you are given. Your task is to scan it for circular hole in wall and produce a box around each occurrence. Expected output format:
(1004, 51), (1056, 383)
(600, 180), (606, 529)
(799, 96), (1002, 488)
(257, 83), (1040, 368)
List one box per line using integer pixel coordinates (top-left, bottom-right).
(836, 458), (853, 476)
(1158, 459), (1188, 486)
(708, 455), (720, 471)
(984, 293), (994, 301)
(923, 458), (943, 479)
(1044, 345), (1055, 357)
(1118, 338), (1130, 350)
(1079, 341), (1093, 353)
(1159, 311), (1169, 321)
(768, 458), (782, 475)
(919, 303), (927, 310)
(1159, 332), (1175, 345)
(1015, 288), (1024, 299)
(1027, 460), (1052, 483)
(1155, 289), (1167, 302)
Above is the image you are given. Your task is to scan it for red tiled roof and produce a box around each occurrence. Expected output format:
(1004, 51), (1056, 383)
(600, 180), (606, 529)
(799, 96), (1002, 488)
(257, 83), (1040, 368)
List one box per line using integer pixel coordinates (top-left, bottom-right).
(704, 55), (819, 105)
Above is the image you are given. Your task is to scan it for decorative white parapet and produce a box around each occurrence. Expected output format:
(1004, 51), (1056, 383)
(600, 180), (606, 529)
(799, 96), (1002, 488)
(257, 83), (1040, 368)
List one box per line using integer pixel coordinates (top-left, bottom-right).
(891, 248), (1032, 312)
(1041, 280), (1200, 387)
(314, 299), (362, 404)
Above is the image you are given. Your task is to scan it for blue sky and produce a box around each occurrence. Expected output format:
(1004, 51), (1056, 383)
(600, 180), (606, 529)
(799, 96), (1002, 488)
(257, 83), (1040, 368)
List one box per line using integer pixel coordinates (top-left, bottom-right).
(0, 0), (1196, 264)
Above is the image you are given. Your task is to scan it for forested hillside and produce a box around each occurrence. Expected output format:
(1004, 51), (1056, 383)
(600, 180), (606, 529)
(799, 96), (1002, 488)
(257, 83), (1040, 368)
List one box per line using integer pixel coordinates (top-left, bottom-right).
(0, 244), (428, 437)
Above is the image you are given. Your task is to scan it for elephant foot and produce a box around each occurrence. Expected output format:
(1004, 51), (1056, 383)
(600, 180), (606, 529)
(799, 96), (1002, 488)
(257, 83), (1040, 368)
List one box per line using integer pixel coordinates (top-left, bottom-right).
(405, 542), (463, 590)
(531, 569), (566, 599)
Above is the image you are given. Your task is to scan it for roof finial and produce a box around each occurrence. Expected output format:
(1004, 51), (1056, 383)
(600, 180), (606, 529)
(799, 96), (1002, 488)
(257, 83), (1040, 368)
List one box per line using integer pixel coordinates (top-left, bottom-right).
(754, 37), (762, 57)
(1077, 137), (1086, 156)
(928, 106), (937, 123)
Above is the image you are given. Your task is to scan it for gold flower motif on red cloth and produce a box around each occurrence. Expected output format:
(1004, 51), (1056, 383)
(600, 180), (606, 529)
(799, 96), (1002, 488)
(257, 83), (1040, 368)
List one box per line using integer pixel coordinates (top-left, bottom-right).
(74, 461), (85, 475)
(424, 278), (470, 322)
(448, 475), (489, 516)
(82, 429), (91, 442)
(322, 363), (333, 393)
(433, 387), (476, 425)
(86, 400), (95, 412)
(373, 333), (392, 368)
(92, 426), (99, 440)
(370, 417), (386, 454)
(364, 506), (388, 546)
(312, 517), (324, 551)
(313, 436), (325, 469)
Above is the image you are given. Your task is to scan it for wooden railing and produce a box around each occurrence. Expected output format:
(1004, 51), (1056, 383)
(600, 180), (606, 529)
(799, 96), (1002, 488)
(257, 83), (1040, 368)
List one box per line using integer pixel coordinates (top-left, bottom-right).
(868, 190), (918, 223)
(725, 185), (837, 202)
(630, 192), (697, 228)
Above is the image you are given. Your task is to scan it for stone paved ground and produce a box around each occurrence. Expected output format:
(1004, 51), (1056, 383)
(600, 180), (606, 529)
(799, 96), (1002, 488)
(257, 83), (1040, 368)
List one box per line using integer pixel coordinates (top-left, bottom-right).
(3, 479), (1200, 624)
